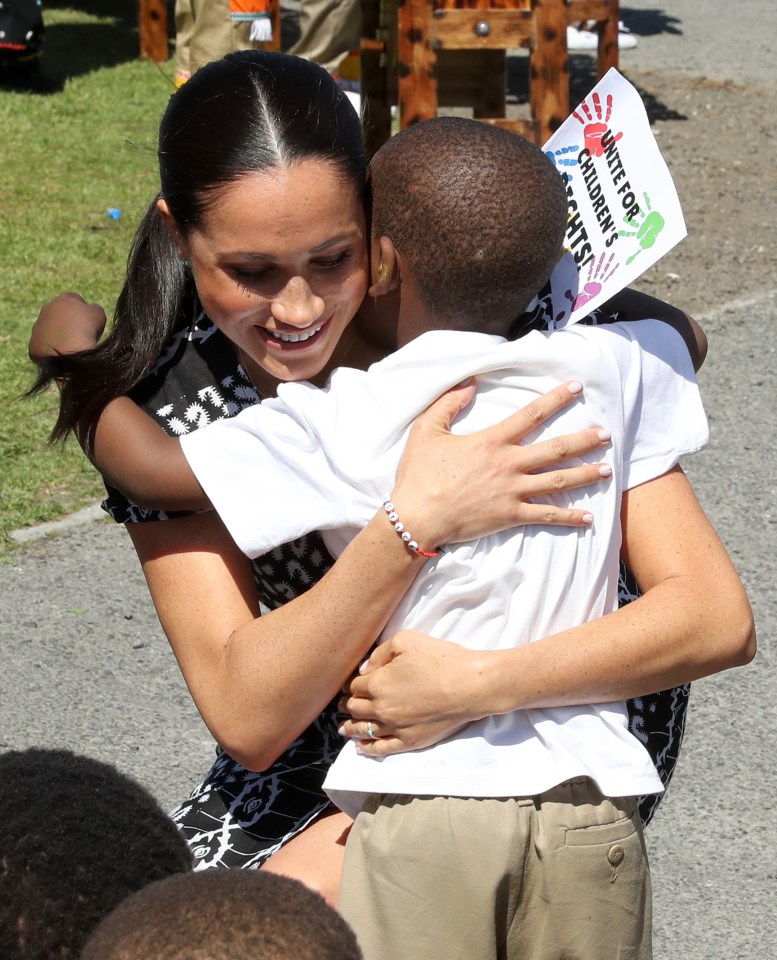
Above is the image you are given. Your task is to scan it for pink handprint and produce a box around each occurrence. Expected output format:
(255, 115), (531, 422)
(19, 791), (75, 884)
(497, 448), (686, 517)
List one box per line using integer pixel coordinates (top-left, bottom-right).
(565, 253), (619, 311)
(573, 92), (623, 158)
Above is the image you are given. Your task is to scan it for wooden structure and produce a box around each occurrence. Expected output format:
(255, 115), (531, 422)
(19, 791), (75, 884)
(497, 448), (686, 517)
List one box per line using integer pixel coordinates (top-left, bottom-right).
(138, 0), (168, 62)
(137, 0), (283, 63)
(361, 0), (620, 153)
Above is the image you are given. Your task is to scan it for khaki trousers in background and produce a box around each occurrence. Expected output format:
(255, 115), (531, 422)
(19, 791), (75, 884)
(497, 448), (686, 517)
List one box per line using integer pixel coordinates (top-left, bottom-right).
(339, 779), (652, 960)
(175, 0), (259, 80)
(289, 0), (361, 75)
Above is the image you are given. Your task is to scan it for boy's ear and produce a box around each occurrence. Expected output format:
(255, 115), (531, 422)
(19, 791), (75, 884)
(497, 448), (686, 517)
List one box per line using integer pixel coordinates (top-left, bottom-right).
(156, 198), (189, 260)
(368, 236), (399, 298)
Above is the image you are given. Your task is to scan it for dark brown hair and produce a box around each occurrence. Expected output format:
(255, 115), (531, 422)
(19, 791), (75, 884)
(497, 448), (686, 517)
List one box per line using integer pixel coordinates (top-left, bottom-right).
(30, 52), (366, 447)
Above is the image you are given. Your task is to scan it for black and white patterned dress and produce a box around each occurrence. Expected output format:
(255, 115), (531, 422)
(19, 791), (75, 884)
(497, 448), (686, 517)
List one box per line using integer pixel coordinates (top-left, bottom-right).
(103, 307), (688, 868)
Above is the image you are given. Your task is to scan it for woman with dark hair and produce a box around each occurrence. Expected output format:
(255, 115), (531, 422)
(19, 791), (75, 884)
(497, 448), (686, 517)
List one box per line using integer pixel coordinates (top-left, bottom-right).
(30, 51), (752, 900)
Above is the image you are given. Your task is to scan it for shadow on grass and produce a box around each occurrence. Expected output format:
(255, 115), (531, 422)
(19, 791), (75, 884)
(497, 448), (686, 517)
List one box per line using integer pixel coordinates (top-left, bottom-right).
(0, 0), (173, 94)
(507, 54), (687, 125)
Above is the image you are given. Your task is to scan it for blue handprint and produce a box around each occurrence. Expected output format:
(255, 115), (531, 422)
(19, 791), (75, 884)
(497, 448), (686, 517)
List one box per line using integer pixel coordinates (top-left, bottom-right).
(545, 144), (580, 181)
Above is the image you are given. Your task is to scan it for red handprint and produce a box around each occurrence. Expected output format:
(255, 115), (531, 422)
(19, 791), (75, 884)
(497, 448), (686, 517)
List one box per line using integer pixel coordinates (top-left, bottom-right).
(573, 92), (623, 158)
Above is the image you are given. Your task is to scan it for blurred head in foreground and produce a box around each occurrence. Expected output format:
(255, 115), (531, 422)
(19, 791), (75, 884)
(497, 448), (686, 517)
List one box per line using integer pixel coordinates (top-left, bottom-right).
(80, 869), (363, 960)
(0, 747), (192, 960)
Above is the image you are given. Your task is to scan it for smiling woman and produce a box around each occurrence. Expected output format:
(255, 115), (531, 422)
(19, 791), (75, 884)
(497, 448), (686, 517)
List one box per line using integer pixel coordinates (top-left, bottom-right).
(27, 50), (754, 924)
(29, 50), (620, 887)
(158, 162), (370, 392)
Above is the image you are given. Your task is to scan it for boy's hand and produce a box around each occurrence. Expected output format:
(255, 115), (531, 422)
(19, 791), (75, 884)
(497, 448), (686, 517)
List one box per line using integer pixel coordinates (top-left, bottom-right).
(29, 293), (107, 362)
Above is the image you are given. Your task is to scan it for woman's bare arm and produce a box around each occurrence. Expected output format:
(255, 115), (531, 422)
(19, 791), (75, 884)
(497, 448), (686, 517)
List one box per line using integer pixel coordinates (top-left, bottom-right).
(341, 466), (755, 754)
(29, 295), (618, 772)
(124, 381), (613, 772)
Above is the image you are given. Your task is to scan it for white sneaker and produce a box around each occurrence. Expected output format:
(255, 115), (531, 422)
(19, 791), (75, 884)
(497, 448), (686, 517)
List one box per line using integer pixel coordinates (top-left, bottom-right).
(567, 21), (638, 52)
(567, 25), (598, 51)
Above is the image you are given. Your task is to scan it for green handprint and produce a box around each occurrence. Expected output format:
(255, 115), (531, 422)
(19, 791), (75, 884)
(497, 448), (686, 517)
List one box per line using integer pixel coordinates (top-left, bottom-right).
(618, 192), (665, 265)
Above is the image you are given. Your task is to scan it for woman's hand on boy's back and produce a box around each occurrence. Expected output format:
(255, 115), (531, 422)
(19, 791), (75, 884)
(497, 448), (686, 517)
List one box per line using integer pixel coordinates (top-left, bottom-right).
(390, 379), (613, 550)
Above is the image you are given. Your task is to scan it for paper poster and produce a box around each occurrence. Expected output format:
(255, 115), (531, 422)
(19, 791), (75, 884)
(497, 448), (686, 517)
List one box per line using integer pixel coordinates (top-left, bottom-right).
(538, 68), (686, 326)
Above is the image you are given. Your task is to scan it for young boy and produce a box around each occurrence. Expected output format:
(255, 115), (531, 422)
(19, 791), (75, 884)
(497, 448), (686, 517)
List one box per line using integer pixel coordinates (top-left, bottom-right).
(80, 870), (362, 960)
(98, 118), (708, 958)
(0, 748), (193, 960)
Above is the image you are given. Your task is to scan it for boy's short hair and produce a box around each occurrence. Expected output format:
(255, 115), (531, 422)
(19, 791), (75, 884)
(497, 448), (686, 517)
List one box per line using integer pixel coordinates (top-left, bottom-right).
(80, 870), (363, 960)
(0, 748), (193, 960)
(370, 116), (567, 327)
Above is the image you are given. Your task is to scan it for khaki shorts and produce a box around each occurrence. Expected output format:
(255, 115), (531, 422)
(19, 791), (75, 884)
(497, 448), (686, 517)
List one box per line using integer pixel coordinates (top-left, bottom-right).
(339, 779), (651, 960)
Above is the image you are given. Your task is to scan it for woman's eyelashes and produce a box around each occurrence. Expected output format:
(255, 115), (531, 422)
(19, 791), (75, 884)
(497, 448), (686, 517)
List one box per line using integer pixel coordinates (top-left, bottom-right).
(230, 250), (354, 294)
(316, 250), (353, 271)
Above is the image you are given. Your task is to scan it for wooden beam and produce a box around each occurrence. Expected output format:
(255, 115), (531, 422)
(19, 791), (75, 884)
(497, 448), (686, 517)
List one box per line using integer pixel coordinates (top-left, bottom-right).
(138, 0), (169, 63)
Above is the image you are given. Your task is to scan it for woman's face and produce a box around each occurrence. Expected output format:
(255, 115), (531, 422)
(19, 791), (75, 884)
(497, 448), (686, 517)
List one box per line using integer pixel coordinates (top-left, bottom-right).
(177, 160), (368, 386)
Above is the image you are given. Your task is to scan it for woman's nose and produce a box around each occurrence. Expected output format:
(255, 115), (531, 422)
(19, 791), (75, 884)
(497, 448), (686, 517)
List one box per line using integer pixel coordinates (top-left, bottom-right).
(271, 276), (325, 327)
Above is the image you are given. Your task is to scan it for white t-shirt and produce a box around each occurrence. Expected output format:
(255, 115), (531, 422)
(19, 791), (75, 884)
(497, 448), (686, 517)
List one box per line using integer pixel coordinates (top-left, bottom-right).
(181, 320), (707, 816)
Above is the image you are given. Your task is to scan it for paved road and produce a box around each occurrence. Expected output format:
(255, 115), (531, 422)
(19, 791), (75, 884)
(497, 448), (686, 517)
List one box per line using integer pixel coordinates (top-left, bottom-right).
(620, 0), (774, 88)
(613, 9), (777, 953)
(2, 3), (775, 956)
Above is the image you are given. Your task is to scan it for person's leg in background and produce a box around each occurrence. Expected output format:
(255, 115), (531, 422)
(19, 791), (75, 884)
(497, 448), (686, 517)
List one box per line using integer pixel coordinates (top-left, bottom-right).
(568, 17), (638, 52)
(176, 0), (264, 79)
(289, 0), (361, 77)
(174, 0), (195, 86)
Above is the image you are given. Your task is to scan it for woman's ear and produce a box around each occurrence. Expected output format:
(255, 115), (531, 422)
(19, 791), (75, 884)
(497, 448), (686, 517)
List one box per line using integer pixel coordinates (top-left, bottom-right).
(368, 235), (399, 298)
(156, 198), (189, 260)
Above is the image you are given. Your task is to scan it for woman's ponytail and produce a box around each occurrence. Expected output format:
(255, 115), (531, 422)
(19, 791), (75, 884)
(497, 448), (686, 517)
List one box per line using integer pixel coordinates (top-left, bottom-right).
(29, 199), (195, 448)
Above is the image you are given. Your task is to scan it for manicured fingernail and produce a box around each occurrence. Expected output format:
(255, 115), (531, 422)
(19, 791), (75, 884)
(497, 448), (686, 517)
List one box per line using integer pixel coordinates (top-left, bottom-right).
(337, 724), (347, 737)
(582, 513), (594, 525)
(358, 659), (370, 674)
(568, 380), (583, 394)
(598, 429), (611, 442)
(599, 464), (612, 477)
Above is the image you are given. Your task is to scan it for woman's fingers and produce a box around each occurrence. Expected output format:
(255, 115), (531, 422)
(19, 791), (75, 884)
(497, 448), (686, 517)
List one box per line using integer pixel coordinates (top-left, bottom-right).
(511, 426), (611, 473)
(354, 737), (404, 757)
(419, 377), (476, 428)
(485, 379), (587, 444)
(391, 379), (613, 543)
(338, 719), (381, 741)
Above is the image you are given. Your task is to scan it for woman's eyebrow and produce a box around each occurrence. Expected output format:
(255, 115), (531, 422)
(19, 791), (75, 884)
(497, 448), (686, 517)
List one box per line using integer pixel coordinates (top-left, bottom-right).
(225, 233), (360, 261)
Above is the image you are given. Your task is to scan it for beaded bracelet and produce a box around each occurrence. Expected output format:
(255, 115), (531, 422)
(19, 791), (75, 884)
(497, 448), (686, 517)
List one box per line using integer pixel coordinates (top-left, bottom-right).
(383, 498), (441, 559)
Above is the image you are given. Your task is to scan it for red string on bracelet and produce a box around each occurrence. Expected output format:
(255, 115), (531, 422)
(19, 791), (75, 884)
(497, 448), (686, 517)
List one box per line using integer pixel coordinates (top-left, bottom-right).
(383, 499), (441, 559)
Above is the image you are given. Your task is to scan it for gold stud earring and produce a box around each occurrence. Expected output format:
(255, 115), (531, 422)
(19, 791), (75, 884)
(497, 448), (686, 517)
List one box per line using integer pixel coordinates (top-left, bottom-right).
(378, 262), (389, 284)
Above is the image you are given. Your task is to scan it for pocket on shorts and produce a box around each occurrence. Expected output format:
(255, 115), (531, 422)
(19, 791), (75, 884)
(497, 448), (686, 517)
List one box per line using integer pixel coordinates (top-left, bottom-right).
(564, 813), (639, 848)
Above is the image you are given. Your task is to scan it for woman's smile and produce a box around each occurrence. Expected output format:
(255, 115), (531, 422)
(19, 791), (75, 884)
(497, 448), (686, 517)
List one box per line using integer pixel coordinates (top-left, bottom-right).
(265, 321), (325, 345)
(255, 314), (332, 351)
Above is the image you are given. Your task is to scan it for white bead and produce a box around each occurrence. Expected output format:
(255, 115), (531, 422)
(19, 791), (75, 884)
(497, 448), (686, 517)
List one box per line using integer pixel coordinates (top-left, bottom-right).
(408, 540), (419, 551)
(388, 511), (399, 523)
(384, 501), (394, 512)
(401, 531), (412, 542)
(394, 521), (405, 533)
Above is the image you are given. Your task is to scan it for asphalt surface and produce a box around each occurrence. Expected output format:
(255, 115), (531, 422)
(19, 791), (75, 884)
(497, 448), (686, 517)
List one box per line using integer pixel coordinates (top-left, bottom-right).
(2, 3), (775, 956)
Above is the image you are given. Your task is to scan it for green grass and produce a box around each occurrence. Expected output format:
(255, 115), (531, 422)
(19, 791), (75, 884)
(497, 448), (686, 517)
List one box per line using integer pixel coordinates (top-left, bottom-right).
(0, 2), (177, 548)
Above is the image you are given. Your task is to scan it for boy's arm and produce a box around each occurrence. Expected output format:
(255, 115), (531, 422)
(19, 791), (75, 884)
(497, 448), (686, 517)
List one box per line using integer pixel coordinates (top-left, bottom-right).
(602, 288), (708, 371)
(30, 293), (208, 511)
(90, 398), (210, 511)
(29, 293), (107, 360)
